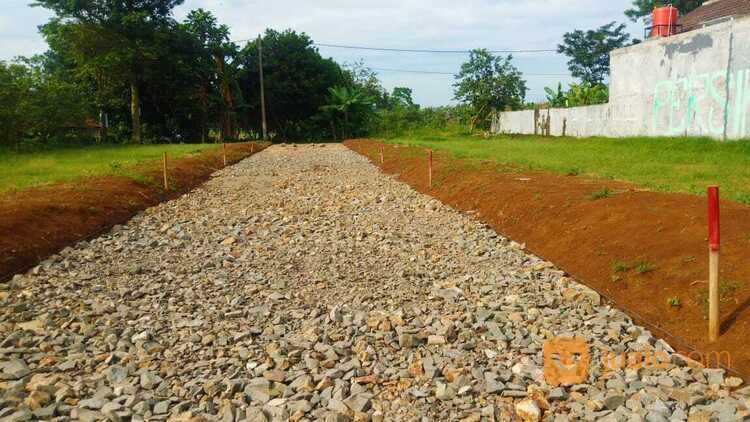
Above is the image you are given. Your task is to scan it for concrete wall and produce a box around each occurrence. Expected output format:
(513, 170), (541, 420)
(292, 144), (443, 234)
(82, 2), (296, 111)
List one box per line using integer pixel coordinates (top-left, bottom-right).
(492, 15), (750, 140)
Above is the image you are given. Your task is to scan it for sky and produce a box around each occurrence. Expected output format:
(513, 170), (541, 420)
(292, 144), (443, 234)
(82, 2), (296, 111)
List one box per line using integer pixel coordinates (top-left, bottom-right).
(0, 0), (643, 106)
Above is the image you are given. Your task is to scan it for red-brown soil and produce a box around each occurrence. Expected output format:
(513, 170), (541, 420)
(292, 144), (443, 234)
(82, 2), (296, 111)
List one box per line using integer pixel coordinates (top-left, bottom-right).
(0, 143), (268, 282)
(345, 139), (750, 379)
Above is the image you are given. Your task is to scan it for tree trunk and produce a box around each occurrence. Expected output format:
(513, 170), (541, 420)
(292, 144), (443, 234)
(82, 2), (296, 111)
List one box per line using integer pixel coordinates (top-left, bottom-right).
(199, 82), (209, 143)
(130, 82), (142, 144)
(343, 111), (350, 139)
(214, 54), (235, 143)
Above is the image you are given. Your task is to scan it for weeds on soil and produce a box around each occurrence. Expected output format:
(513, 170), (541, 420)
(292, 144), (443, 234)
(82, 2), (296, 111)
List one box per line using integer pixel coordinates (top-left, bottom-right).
(612, 260), (630, 274)
(589, 187), (612, 200)
(634, 260), (656, 274)
(698, 280), (743, 315)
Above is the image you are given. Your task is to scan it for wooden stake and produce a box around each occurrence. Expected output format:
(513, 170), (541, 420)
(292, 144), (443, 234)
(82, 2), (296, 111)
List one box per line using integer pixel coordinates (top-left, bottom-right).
(379, 144), (384, 164)
(709, 249), (720, 341)
(258, 35), (268, 141)
(707, 186), (721, 342)
(250, 142), (254, 154)
(162, 152), (168, 191)
(428, 150), (433, 188)
(223, 143), (227, 167)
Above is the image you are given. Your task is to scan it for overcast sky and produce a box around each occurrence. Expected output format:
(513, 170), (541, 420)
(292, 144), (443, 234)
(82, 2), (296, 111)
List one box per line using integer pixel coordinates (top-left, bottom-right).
(1, 0), (642, 106)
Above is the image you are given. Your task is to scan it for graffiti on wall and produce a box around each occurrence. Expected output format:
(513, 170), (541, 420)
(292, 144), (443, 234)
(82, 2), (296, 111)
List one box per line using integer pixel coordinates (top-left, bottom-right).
(652, 68), (750, 138)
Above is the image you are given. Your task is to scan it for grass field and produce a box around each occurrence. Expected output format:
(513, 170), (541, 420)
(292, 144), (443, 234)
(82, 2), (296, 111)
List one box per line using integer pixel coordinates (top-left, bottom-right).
(0, 144), (220, 193)
(387, 127), (750, 203)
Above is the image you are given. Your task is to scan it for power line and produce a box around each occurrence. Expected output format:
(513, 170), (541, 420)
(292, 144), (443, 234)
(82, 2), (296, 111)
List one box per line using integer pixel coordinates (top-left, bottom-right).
(314, 42), (558, 54)
(229, 38), (569, 78)
(230, 39), (558, 54)
(371, 67), (453, 75)
(370, 67), (571, 78)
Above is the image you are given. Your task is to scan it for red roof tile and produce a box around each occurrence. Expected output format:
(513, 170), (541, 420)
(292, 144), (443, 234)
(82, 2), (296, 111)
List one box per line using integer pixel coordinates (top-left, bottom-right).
(679, 0), (750, 32)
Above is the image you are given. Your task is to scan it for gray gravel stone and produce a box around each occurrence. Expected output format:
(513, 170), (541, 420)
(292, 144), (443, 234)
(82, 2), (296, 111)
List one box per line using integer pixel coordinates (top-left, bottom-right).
(0, 144), (744, 421)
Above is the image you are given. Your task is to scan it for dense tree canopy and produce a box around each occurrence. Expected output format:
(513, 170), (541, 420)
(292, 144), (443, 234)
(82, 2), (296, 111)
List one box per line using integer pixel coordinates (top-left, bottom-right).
(558, 22), (631, 84)
(2, 1), (493, 147)
(453, 49), (527, 130)
(33, 0), (187, 143)
(237, 29), (347, 140)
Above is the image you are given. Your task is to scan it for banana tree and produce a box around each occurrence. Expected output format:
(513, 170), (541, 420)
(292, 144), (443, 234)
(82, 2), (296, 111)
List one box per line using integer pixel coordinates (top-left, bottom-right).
(321, 86), (374, 139)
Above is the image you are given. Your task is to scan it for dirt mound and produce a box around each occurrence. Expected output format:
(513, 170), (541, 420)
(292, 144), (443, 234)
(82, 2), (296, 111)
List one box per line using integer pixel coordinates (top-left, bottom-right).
(0, 143), (268, 282)
(346, 139), (750, 378)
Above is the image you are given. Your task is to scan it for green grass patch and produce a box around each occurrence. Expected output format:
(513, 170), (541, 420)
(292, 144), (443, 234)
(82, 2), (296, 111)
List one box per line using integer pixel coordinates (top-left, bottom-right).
(634, 260), (656, 274)
(385, 126), (750, 203)
(698, 280), (743, 314)
(0, 143), (218, 192)
(589, 187), (612, 200)
(612, 259), (630, 274)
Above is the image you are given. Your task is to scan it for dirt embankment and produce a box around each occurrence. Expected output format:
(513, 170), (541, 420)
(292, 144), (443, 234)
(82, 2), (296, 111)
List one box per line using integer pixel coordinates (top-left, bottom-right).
(0, 143), (268, 282)
(345, 139), (750, 378)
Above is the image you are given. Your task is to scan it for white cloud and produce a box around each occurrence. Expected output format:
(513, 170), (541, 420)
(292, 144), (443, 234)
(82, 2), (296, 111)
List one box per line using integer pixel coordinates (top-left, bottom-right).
(2, 0), (643, 105)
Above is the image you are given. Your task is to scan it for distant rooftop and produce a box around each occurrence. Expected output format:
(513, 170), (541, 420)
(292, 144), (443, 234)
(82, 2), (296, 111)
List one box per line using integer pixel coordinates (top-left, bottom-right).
(679, 0), (750, 32)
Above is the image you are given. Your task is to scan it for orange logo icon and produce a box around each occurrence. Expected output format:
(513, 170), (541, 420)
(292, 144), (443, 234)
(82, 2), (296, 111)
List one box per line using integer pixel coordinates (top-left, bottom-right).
(543, 337), (590, 385)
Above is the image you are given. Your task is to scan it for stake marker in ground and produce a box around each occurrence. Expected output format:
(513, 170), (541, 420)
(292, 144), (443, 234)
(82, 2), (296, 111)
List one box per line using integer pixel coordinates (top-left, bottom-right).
(708, 185), (720, 342)
(428, 149), (433, 188)
(162, 152), (169, 191)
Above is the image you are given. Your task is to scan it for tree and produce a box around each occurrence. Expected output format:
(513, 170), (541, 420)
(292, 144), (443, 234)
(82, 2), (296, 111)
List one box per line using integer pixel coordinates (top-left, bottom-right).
(544, 83), (567, 108)
(184, 9), (239, 142)
(558, 22), (631, 84)
(565, 82), (609, 107)
(625, 0), (704, 21)
(33, 0), (185, 143)
(343, 61), (388, 108)
(453, 49), (527, 131)
(321, 86), (375, 139)
(237, 29), (346, 140)
(390, 87), (415, 108)
(0, 58), (94, 148)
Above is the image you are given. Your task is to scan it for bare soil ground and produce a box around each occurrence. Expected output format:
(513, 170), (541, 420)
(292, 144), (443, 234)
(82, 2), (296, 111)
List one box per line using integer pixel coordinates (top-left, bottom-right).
(0, 143), (268, 282)
(345, 139), (750, 379)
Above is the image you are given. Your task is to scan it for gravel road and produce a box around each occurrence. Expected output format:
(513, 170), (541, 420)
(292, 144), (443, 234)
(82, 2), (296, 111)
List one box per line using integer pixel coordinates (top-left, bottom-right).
(1, 144), (748, 422)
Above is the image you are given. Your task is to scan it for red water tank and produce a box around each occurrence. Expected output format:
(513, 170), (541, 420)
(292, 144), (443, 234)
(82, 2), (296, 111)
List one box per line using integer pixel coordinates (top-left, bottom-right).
(651, 6), (679, 37)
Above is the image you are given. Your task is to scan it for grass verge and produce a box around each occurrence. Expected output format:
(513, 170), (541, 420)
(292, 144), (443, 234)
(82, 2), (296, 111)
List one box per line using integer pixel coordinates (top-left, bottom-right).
(0, 143), (223, 193)
(385, 127), (750, 203)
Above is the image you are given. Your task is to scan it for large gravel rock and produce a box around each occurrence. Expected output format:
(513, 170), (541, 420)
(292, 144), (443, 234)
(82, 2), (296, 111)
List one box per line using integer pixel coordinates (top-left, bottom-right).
(0, 144), (746, 421)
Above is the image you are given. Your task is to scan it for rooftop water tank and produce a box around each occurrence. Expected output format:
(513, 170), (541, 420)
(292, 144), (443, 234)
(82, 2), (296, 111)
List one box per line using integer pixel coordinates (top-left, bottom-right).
(651, 6), (680, 37)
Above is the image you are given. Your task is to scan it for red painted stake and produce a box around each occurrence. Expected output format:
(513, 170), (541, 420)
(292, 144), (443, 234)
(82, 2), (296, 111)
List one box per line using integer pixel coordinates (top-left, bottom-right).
(707, 186), (720, 342)
(428, 150), (433, 188)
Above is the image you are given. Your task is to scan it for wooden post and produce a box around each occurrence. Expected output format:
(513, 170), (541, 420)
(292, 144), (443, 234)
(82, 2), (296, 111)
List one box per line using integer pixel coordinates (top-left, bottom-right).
(428, 150), (433, 189)
(562, 118), (567, 137)
(223, 143), (227, 167)
(162, 152), (168, 191)
(379, 144), (384, 164)
(258, 35), (268, 141)
(707, 186), (721, 342)
(250, 142), (254, 154)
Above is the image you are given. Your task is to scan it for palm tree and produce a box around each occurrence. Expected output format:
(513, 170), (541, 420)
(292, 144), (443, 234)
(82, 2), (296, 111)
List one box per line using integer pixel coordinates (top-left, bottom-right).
(321, 86), (374, 139)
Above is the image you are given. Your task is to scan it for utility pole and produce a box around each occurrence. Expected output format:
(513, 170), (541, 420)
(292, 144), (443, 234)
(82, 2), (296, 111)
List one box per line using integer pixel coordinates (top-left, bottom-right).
(258, 34), (268, 141)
